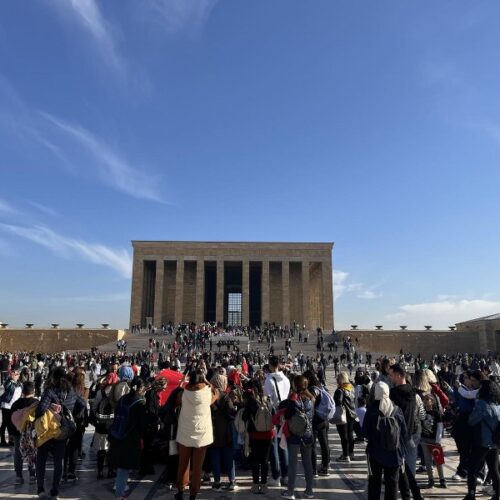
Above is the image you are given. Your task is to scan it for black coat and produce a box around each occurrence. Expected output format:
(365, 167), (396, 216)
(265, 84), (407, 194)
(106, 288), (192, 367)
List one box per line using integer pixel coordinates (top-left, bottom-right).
(109, 393), (146, 470)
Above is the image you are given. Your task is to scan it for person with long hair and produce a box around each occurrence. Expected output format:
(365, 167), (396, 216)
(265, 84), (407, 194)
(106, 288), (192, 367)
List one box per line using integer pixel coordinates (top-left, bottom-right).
(175, 369), (218, 500)
(303, 369), (330, 476)
(242, 378), (275, 494)
(63, 368), (88, 482)
(281, 374), (315, 500)
(334, 371), (356, 462)
(35, 366), (78, 499)
(209, 372), (237, 490)
(465, 379), (500, 500)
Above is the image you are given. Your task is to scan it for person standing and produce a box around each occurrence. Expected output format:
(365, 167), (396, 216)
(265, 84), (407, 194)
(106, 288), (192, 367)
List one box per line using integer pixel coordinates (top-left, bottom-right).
(263, 356), (290, 487)
(10, 381), (38, 484)
(281, 375), (315, 500)
(362, 382), (407, 500)
(0, 369), (21, 446)
(175, 369), (218, 500)
(35, 367), (78, 499)
(389, 364), (424, 500)
(465, 379), (500, 500)
(334, 372), (356, 462)
(108, 377), (147, 500)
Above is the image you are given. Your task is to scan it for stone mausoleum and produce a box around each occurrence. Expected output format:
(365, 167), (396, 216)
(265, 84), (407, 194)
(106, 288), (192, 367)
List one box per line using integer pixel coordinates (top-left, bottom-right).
(129, 241), (334, 330)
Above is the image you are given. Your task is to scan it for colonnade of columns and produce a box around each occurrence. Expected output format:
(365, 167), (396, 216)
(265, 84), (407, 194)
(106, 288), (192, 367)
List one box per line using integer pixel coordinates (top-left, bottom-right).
(130, 258), (333, 330)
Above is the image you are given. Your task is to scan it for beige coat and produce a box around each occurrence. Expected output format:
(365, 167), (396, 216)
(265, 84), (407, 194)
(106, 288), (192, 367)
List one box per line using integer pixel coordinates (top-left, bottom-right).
(176, 385), (214, 448)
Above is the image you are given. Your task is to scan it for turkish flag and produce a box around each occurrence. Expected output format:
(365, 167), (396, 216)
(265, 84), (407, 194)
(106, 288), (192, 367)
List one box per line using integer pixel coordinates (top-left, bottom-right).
(427, 443), (445, 465)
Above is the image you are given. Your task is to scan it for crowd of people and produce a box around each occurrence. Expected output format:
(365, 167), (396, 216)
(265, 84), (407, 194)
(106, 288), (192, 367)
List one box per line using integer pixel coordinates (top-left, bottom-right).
(0, 326), (500, 500)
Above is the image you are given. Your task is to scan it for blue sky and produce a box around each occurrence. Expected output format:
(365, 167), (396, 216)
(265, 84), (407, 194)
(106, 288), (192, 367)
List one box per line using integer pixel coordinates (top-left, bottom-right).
(1, 0), (500, 330)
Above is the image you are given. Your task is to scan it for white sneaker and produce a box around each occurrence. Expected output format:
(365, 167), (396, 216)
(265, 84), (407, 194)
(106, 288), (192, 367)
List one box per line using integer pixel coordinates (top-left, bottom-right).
(476, 477), (484, 485)
(281, 492), (295, 500)
(482, 484), (495, 495)
(268, 477), (281, 487)
(451, 473), (466, 481)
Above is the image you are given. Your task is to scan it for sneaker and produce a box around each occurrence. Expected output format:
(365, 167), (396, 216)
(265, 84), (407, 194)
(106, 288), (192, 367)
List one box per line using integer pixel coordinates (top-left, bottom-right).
(452, 474), (466, 481)
(482, 485), (495, 496)
(212, 483), (221, 491)
(251, 484), (260, 494)
(268, 477), (281, 487)
(281, 492), (295, 500)
(202, 475), (211, 486)
(260, 484), (268, 494)
(66, 473), (77, 482)
(223, 482), (238, 491)
(312, 471), (319, 478)
(303, 491), (315, 499)
(337, 455), (351, 463)
(15, 476), (24, 485)
(437, 479), (447, 489)
(416, 466), (426, 474)
(38, 494), (50, 500)
(476, 477), (484, 485)
(318, 468), (330, 477)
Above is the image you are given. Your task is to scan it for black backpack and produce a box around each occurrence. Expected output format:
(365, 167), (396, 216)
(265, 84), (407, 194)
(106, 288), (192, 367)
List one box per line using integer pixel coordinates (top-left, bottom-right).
(377, 408), (400, 451)
(95, 391), (115, 433)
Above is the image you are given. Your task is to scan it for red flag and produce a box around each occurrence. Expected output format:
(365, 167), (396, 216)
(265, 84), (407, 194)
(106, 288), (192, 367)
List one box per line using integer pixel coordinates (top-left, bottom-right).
(427, 443), (445, 465)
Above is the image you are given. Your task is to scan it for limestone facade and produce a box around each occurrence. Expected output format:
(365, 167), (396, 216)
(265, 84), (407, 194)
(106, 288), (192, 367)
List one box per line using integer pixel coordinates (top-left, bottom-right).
(130, 241), (334, 330)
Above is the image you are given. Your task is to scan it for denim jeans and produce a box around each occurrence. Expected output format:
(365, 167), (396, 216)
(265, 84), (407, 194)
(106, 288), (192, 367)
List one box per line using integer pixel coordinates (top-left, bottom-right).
(287, 442), (314, 494)
(115, 468), (130, 497)
(209, 445), (235, 483)
(270, 432), (288, 480)
(406, 432), (419, 476)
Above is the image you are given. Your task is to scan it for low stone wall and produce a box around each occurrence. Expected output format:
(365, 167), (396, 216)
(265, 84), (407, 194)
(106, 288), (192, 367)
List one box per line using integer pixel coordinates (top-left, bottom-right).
(337, 329), (481, 359)
(0, 328), (125, 353)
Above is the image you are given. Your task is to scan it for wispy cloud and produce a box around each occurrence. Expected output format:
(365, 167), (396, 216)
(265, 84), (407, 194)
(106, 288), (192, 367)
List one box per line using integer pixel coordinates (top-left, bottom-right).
(385, 298), (500, 328)
(149, 0), (219, 34)
(39, 112), (165, 203)
(0, 223), (132, 278)
(0, 198), (20, 215)
(50, 0), (123, 72)
(28, 201), (60, 217)
(334, 269), (381, 301)
(54, 292), (129, 303)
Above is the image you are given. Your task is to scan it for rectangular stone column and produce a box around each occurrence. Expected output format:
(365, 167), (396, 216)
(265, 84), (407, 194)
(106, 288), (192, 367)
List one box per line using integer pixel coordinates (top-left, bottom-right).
(302, 260), (310, 330)
(129, 257), (144, 328)
(153, 260), (164, 327)
(195, 259), (205, 325)
(322, 260), (334, 331)
(242, 260), (250, 326)
(216, 259), (224, 325)
(261, 260), (269, 325)
(174, 259), (184, 325)
(282, 260), (290, 326)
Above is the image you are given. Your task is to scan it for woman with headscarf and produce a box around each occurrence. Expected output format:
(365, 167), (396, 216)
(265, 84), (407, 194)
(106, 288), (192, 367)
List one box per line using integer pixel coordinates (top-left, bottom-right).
(362, 381), (407, 500)
(209, 372), (237, 490)
(108, 376), (147, 500)
(465, 379), (500, 500)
